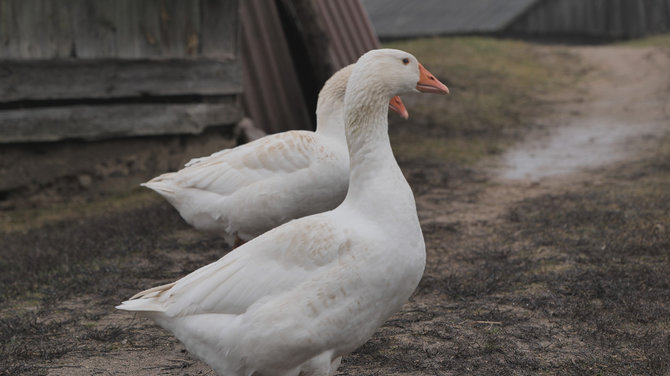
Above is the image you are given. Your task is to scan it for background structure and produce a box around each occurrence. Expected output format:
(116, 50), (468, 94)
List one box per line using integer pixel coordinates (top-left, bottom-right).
(362, 0), (670, 40)
(0, 0), (378, 201)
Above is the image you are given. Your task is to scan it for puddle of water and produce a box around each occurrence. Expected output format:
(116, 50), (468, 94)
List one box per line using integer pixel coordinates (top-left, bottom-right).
(499, 118), (664, 180)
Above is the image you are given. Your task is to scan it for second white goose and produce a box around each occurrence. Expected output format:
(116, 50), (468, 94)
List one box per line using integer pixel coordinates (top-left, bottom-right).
(142, 65), (407, 247)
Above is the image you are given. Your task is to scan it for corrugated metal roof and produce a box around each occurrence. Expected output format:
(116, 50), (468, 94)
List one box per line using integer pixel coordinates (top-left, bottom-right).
(318, 0), (380, 69)
(240, 0), (380, 133)
(239, 0), (312, 133)
(361, 0), (539, 38)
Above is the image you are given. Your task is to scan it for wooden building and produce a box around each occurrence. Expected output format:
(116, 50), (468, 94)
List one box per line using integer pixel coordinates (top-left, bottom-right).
(508, 0), (670, 39)
(363, 0), (670, 40)
(0, 0), (243, 143)
(0, 0), (379, 141)
(0, 0), (379, 197)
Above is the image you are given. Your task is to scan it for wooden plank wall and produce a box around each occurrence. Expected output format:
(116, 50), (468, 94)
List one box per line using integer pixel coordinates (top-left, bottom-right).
(0, 0), (237, 58)
(508, 0), (670, 39)
(1, 59), (241, 101)
(0, 0), (242, 143)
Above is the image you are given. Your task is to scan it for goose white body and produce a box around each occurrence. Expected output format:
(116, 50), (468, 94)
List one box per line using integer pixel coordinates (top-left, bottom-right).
(143, 67), (353, 245)
(118, 49), (448, 375)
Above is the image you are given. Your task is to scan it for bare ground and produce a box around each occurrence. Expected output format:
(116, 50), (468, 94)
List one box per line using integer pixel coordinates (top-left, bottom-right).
(1, 44), (669, 375)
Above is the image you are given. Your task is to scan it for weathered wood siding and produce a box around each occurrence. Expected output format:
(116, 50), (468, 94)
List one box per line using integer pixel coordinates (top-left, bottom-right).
(0, 0), (237, 59)
(1, 59), (240, 101)
(508, 0), (670, 38)
(0, 0), (242, 143)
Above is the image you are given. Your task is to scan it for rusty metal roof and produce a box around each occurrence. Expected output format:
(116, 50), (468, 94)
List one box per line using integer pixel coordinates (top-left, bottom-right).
(239, 0), (312, 134)
(317, 0), (381, 69)
(240, 0), (380, 133)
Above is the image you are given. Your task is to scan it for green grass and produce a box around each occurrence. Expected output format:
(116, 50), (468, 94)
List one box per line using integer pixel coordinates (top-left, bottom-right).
(0, 189), (160, 234)
(384, 37), (583, 165)
(617, 33), (670, 47)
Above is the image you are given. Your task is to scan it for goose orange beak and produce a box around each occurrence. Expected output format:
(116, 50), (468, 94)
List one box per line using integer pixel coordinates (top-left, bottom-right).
(416, 63), (449, 95)
(389, 96), (409, 119)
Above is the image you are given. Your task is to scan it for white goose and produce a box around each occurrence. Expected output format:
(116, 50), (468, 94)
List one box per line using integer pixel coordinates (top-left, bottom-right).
(117, 49), (449, 376)
(142, 65), (408, 247)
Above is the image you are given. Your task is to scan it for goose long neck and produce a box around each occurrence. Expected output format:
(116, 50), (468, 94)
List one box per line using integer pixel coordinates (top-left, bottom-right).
(343, 82), (406, 208)
(314, 100), (345, 141)
(314, 64), (352, 141)
(345, 89), (390, 164)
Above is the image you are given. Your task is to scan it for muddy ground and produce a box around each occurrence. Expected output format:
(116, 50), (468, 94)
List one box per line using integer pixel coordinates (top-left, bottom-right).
(1, 42), (669, 375)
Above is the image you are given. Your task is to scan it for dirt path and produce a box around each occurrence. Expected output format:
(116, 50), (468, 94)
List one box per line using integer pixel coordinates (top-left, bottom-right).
(387, 45), (670, 376)
(420, 45), (670, 228)
(500, 46), (669, 181)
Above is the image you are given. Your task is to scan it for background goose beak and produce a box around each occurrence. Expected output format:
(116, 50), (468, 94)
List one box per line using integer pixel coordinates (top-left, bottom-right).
(389, 96), (409, 119)
(416, 63), (449, 94)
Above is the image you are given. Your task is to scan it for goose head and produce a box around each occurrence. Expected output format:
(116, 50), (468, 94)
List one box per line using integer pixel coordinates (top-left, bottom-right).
(317, 64), (409, 130)
(349, 49), (449, 98)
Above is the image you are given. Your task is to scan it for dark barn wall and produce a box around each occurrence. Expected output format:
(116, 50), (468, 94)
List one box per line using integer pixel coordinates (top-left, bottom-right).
(239, 0), (380, 134)
(508, 0), (670, 39)
(239, 0), (313, 134)
(0, 0), (242, 199)
(0, 0), (236, 59)
(0, 0), (242, 143)
(316, 0), (381, 69)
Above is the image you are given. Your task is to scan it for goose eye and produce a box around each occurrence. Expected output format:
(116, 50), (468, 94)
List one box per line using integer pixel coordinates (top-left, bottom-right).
(402, 58), (410, 65)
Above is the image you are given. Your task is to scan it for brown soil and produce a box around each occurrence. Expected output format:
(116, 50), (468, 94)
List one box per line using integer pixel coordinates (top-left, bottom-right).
(1, 44), (669, 375)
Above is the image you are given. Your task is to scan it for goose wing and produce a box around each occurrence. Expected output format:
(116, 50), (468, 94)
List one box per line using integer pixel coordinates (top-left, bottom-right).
(146, 131), (323, 196)
(117, 215), (351, 317)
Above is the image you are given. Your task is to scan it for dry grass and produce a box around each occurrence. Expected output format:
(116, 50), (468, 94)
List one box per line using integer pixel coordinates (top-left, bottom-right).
(0, 201), (228, 373)
(338, 137), (670, 376)
(385, 37), (584, 165)
(0, 189), (160, 233)
(618, 32), (670, 48)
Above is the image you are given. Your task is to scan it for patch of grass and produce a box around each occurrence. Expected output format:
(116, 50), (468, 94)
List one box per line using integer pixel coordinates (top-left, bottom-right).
(0, 188), (160, 234)
(0, 199), (210, 303)
(360, 133), (670, 375)
(499, 154), (670, 374)
(0, 194), (229, 371)
(392, 135), (500, 166)
(617, 33), (670, 48)
(83, 325), (125, 342)
(0, 312), (77, 362)
(384, 36), (582, 165)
